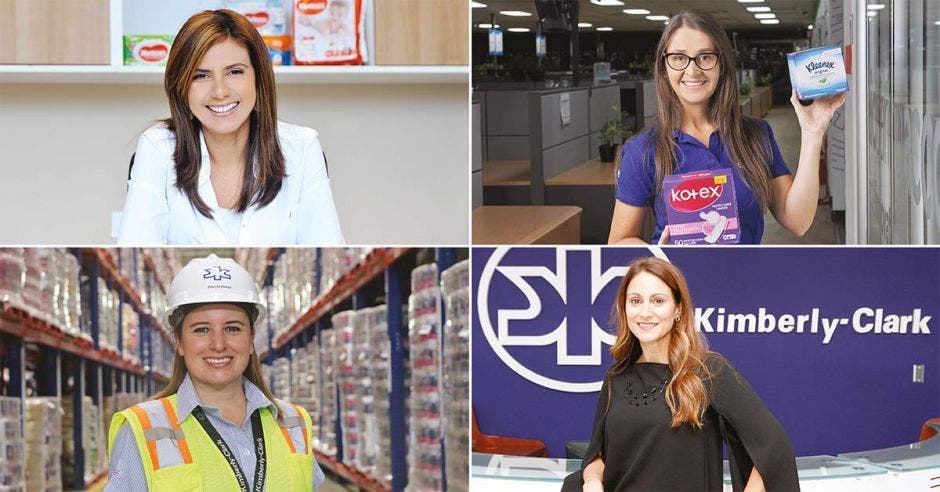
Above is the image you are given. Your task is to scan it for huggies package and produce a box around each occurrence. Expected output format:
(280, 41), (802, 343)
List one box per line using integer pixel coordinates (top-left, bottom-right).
(786, 45), (849, 102)
(123, 35), (173, 65)
(293, 0), (366, 65)
(226, 0), (293, 65)
(663, 170), (741, 245)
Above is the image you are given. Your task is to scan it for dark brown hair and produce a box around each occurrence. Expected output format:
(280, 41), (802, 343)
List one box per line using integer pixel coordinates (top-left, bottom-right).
(608, 257), (712, 428)
(163, 9), (286, 218)
(651, 11), (774, 209)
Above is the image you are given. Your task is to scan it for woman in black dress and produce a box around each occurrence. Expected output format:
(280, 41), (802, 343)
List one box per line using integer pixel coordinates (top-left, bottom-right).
(563, 257), (799, 492)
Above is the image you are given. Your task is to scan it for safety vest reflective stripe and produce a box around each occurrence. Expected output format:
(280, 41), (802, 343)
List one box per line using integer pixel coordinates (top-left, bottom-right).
(289, 403), (310, 453)
(160, 397), (193, 465)
(129, 405), (160, 470)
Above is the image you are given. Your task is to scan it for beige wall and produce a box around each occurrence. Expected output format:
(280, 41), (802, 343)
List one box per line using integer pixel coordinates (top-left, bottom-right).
(0, 82), (468, 244)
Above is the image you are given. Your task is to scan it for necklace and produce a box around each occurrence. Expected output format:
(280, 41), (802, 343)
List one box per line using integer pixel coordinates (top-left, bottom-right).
(625, 372), (669, 406)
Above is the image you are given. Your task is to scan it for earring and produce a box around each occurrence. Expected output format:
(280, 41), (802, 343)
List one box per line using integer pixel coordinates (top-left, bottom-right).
(675, 316), (680, 322)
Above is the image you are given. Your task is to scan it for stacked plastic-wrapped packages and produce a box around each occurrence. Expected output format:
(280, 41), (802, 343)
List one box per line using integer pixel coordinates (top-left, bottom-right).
(121, 304), (141, 366)
(351, 308), (376, 475)
(273, 357), (291, 400)
(318, 327), (338, 456)
(151, 332), (174, 377)
(441, 260), (470, 492)
(62, 396), (104, 486)
(0, 248), (26, 310)
(290, 341), (319, 444)
(319, 248), (371, 293)
(60, 253), (83, 339)
(0, 396), (25, 491)
(407, 263), (443, 491)
(264, 249), (319, 340)
(25, 397), (62, 492)
(366, 305), (394, 486)
(333, 310), (359, 467)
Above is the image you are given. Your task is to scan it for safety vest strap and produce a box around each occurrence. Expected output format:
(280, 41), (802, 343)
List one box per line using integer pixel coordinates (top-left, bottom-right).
(273, 398), (311, 455)
(128, 397), (194, 471)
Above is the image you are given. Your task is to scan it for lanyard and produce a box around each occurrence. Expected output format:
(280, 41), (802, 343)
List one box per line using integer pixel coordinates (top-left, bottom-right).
(192, 406), (267, 492)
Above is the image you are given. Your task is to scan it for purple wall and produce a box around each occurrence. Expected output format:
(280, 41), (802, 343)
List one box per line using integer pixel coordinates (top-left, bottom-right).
(472, 247), (940, 458)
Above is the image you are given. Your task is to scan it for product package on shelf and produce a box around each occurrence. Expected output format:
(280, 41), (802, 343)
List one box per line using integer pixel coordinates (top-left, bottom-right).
(318, 327), (338, 456)
(226, 0), (293, 65)
(441, 261), (469, 492)
(293, 0), (366, 65)
(273, 357), (291, 400)
(333, 310), (359, 467)
(61, 396), (105, 486)
(0, 396), (25, 492)
(121, 305), (141, 367)
(25, 397), (62, 492)
(0, 248), (26, 311)
(352, 308), (375, 475)
(366, 305), (394, 487)
(408, 263), (443, 491)
(290, 341), (319, 445)
(61, 253), (83, 339)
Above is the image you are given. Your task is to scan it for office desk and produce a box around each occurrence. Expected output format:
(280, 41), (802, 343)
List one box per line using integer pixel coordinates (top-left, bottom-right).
(472, 206), (581, 244)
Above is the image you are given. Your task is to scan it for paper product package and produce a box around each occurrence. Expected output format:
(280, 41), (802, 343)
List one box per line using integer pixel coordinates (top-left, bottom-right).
(786, 45), (849, 102)
(663, 170), (740, 245)
(123, 35), (174, 66)
(293, 0), (366, 65)
(227, 0), (294, 65)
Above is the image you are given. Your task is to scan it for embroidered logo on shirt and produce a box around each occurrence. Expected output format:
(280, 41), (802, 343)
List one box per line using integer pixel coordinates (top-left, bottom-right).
(203, 266), (232, 281)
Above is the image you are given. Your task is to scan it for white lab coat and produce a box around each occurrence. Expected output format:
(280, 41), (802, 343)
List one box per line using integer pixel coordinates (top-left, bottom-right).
(117, 121), (345, 245)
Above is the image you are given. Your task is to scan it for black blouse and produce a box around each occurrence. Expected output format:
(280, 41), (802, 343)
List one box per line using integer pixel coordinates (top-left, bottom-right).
(562, 353), (799, 492)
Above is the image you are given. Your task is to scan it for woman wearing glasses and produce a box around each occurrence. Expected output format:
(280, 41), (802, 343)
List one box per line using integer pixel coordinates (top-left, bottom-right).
(608, 11), (846, 245)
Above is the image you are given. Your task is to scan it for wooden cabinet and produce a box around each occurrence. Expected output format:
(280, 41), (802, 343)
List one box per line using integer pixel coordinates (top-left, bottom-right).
(373, 0), (468, 65)
(0, 0), (109, 64)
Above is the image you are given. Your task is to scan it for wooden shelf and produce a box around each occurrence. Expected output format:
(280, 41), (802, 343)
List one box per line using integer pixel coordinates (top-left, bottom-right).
(0, 64), (468, 85)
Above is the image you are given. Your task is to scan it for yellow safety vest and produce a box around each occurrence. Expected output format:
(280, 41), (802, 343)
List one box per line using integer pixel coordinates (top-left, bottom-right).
(108, 394), (316, 491)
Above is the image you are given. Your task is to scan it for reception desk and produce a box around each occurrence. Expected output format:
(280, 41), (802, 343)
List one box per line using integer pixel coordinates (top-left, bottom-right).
(471, 424), (940, 491)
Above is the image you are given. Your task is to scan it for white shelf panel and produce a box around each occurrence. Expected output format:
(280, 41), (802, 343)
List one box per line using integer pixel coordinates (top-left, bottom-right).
(0, 65), (468, 85)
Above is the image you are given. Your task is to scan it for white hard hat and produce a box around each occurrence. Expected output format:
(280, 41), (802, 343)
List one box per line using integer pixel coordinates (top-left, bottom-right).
(164, 254), (266, 328)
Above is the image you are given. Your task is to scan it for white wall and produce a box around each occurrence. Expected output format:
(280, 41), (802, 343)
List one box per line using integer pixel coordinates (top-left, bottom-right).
(0, 82), (468, 244)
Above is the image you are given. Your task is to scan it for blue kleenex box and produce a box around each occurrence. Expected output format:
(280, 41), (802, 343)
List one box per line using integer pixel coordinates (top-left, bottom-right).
(787, 45), (849, 101)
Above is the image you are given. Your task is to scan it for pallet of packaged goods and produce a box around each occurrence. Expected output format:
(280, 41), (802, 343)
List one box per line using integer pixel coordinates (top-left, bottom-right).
(0, 396), (25, 492)
(62, 395), (105, 485)
(319, 327), (339, 457)
(273, 357), (291, 400)
(365, 305), (393, 487)
(408, 263), (443, 492)
(352, 308), (376, 475)
(25, 397), (63, 492)
(333, 310), (359, 467)
(290, 341), (320, 445)
(0, 248), (27, 311)
(441, 260), (470, 492)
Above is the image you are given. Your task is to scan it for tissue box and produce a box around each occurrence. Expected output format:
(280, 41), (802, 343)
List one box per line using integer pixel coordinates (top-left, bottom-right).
(663, 170), (740, 245)
(787, 45), (849, 101)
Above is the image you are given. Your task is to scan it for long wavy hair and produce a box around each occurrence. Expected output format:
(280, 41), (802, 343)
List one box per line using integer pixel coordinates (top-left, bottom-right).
(162, 9), (286, 218)
(152, 302), (282, 418)
(650, 11), (774, 209)
(607, 257), (712, 428)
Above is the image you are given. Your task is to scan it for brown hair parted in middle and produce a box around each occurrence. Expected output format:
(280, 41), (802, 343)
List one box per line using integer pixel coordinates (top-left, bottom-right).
(608, 257), (712, 428)
(162, 9), (286, 219)
(650, 11), (774, 209)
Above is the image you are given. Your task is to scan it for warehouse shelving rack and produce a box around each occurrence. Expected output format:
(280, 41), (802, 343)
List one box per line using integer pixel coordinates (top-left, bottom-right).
(256, 247), (462, 492)
(0, 248), (172, 490)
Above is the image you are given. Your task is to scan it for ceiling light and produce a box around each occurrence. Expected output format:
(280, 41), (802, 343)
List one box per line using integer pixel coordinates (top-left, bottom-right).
(597, 27), (613, 31)
(623, 9), (651, 15)
(470, 1), (486, 7)
(807, 24), (814, 30)
(754, 13), (776, 19)
(868, 11), (877, 16)
(737, 0), (765, 3)
(478, 23), (499, 28)
(935, 20), (940, 25)
(499, 10), (532, 17)
(646, 15), (669, 21)
(867, 4), (886, 10)
(508, 27), (530, 32)
(759, 19), (780, 24)
(578, 22), (593, 27)
(590, 0), (625, 5)
(747, 6), (771, 12)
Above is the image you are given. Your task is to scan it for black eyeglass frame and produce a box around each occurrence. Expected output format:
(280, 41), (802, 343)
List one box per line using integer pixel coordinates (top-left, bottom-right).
(662, 52), (720, 71)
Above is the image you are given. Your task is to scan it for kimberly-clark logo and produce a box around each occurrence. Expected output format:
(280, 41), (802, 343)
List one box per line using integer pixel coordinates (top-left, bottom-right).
(203, 266), (232, 282)
(477, 247), (669, 393)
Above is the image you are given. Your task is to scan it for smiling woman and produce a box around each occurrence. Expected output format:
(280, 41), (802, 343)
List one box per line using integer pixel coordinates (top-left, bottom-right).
(117, 9), (344, 246)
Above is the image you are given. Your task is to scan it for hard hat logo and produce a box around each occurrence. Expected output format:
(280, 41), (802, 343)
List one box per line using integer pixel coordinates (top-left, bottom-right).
(203, 266), (233, 282)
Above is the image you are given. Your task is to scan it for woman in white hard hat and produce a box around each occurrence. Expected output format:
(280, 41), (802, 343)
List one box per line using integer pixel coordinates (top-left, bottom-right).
(104, 254), (325, 491)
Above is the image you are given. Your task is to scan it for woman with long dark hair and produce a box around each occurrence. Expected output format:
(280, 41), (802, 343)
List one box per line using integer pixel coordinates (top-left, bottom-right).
(608, 11), (845, 244)
(117, 10), (343, 245)
(562, 257), (799, 491)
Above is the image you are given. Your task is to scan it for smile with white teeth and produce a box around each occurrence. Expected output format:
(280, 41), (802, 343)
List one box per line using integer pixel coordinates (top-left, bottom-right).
(204, 356), (234, 366)
(207, 102), (239, 114)
(681, 80), (706, 87)
(637, 322), (659, 329)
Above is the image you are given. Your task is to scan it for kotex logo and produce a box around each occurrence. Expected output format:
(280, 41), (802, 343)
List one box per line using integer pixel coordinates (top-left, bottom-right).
(476, 247), (670, 393)
(668, 175), (725, 212)
(134, 40), (170, 64)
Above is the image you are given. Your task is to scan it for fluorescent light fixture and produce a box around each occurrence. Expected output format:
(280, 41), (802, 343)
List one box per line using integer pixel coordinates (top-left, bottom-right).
(867, 4), (886, 10)
(746, 6), (771, 12)
(737, 0), (765, 3)
(807, 24), (814, 30)
(499, 10), (532, 16)
(868, 11), (877, 16)
(597, 27), (613, 31)
(623, 9), (651, 15)
(759, 19), (780, 24)
(470, 1), (487, 7)
(508, 27), (530, 32)
(935, 20), (940, 25)
(646, 15), (669, 21)
(590, 0), (625, 5)
(478, 23), (499, 28)
(578, 22), (593, 27)
(754, 13), (776, 19)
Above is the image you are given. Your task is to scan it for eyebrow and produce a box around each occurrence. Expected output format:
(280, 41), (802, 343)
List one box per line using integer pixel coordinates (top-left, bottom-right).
(187, 319), (247, 327)
(194, 63), (249, 73)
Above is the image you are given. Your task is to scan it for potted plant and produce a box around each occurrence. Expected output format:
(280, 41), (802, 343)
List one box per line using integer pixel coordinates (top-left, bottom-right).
(599, 107), (633, 163)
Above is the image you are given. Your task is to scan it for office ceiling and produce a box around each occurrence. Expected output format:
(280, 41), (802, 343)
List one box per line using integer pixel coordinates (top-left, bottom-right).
(471, 0), (821, 32)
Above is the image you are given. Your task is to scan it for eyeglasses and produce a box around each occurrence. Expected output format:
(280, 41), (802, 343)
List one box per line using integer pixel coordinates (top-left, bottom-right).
(663, 52), (719, 71)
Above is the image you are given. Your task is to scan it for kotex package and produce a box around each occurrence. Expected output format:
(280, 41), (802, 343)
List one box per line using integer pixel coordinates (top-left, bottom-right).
(123, 35), (173, 66)
(662, 170), (740, 245)
(293, 0), (366, 65)
(786, 45), (849, 103)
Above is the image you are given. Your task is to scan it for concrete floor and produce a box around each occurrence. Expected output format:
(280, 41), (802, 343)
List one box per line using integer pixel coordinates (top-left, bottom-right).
(760, 105), (844, 244)
(318, 477), (355, 491)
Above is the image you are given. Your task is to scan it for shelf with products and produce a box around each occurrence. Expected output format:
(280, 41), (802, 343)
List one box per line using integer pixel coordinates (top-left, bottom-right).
(257, 248), (469, 492)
